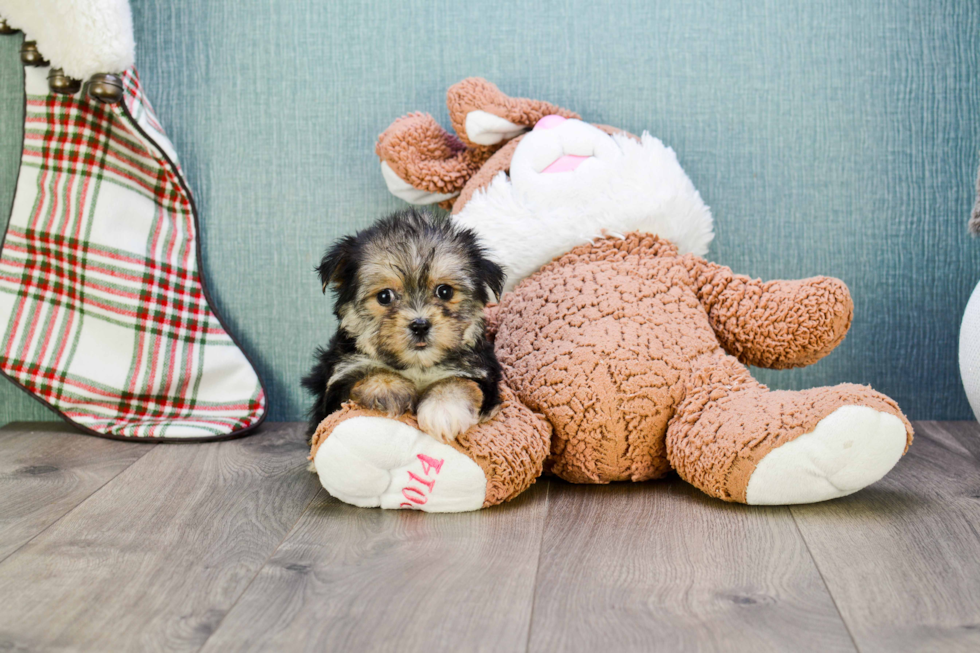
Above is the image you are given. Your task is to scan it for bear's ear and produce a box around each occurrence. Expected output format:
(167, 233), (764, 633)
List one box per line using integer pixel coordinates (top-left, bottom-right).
(446, 77), (579, 149)
(376, 112), (476, 207)
(375, 79), (579, 211)
(316, 235), (358, 294)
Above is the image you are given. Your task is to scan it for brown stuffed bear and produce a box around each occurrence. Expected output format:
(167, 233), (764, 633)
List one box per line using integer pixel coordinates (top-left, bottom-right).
(309, 79), (913, 512)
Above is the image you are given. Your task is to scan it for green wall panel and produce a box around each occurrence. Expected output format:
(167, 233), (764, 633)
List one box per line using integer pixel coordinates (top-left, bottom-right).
(1, 0), (978, 425)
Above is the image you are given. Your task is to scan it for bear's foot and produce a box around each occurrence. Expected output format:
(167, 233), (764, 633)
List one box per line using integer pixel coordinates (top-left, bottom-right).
(744, 405), (908, 505)
(313, 416), (487, 512)
(309, 387), (552, 513)
(667, 363), (914, 505)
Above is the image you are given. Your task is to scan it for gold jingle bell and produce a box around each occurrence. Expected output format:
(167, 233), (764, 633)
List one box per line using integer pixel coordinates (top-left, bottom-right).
(20, 41), (48, 66)
(48, 68), (82, 95)
(86, 73), (124, 104)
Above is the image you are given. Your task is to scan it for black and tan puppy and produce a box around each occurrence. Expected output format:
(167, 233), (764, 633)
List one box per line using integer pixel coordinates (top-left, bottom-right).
(302, 208), (505, 443)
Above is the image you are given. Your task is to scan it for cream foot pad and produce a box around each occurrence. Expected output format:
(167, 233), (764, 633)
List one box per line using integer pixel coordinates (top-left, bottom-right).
(745, 405), (908, 505)
(313, 417), (487, 513)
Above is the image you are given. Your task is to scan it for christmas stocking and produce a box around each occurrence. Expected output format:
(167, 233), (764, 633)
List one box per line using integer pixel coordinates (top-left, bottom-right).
(0, 1), (266, 439)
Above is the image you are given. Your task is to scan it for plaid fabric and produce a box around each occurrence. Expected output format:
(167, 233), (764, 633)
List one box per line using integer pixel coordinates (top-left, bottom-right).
(0, 65), (266, 438)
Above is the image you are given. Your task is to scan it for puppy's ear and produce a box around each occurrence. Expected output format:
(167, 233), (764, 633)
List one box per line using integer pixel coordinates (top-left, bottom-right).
(316, 236), (357, 294)
(477, 257), (505, 302)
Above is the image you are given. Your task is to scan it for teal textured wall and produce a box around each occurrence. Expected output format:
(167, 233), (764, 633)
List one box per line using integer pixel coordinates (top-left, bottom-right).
(1, 0), (979, 425)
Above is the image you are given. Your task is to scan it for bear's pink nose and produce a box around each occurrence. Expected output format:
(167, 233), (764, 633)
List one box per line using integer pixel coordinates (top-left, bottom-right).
(533, 115), (567, 131)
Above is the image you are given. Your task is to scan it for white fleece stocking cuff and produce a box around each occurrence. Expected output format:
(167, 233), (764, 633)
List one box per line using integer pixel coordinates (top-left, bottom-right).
(0, 0), (135, 79)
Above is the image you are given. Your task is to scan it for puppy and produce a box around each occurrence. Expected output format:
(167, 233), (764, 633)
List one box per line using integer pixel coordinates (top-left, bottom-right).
(302, 208), (505, 444)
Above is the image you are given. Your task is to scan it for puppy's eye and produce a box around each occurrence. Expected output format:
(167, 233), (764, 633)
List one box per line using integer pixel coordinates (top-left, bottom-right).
(376, 289), (394, 305)
(435, 284), (454, 301)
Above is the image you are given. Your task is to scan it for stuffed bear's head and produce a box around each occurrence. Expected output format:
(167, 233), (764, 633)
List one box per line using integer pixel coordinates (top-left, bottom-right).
(377, 79), (713, 292)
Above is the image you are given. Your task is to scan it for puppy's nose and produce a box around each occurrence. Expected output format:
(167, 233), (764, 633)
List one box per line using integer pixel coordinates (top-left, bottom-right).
(409, 318), (431, 337)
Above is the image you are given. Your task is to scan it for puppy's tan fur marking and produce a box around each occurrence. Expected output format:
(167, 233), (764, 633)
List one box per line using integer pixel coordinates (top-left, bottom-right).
(350, 371), (418, 416)
(416, 377), (483, 443)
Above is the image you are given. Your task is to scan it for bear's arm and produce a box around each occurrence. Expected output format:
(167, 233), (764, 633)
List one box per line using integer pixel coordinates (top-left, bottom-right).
(681, 254), (854, 369)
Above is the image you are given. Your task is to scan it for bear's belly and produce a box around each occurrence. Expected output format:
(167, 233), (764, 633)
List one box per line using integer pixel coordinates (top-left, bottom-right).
(494, 234), (720, 483)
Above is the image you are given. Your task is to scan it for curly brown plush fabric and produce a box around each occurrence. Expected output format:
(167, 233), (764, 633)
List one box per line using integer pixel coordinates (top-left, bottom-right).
(375, 112), (483, 197)
(493, 233), (912, 494)
(682, 256), (854, 369)
(495, 235), (709, 483)
(310, 385), (551, 507)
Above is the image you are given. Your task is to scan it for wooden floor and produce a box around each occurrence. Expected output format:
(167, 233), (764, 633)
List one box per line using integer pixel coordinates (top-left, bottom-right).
(0, 421), (978, 652)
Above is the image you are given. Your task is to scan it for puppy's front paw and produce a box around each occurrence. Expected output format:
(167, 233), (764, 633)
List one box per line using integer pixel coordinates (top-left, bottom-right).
(350, 372), (417, 417)
(417, 398), (479, 444)
(416, 378), (482, 444)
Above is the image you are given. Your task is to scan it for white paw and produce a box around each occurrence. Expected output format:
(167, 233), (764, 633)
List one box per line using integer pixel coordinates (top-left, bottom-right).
(416, 396), (479, 444)
(313, 417), (486, 512)
(745, 405), (907, 505)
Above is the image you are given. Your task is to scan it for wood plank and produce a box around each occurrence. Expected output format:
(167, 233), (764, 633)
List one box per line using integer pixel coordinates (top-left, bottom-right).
(791, 421), (980, 653)
(199, 481), (550, 653)
(0, 422), (150, 562)
(0, 422), (320, 653)
(926, 420), (980, 462)
(527, 479), (855, 653)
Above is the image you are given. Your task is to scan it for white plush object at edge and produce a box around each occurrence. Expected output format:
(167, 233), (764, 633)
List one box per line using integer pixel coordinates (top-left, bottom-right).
(0, 0), (135, 79)
(380, 161), (459, 205)
(453, 119), (713, 291)
(464, 110), (526, 145)
(958, 280), (980, 419)
(313, 416), (487, 513)
(745, 405), (907, 505)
